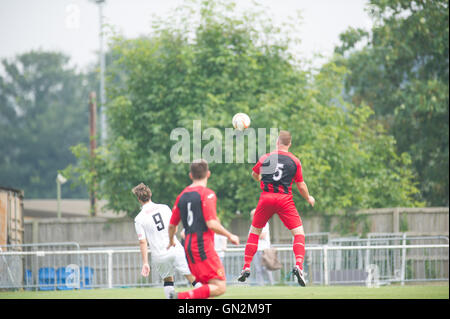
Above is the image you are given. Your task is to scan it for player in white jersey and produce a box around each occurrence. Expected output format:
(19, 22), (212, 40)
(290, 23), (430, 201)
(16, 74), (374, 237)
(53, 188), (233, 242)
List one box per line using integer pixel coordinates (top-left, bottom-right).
(132, 183), (201, 298)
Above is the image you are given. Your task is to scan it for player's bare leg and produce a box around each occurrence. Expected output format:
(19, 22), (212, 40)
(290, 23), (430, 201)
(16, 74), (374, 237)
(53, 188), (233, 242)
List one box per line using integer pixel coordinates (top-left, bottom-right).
(184, 274), (202, 288)
(207, 278), (226, 297)
(290, 226), (306, 286)
(238, 225), (262, 282)
(171, 278), (226, 299)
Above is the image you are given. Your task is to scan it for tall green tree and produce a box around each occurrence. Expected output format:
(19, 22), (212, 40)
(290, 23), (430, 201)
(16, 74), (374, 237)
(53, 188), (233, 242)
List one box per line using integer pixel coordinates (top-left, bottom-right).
(65, 0), (420, 223)
(335, 0), (449, 206)
(0, 51), (95, 198)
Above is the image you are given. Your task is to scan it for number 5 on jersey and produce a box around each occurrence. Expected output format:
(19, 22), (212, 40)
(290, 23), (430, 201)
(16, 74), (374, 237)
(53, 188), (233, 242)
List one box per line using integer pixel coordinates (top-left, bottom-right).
(273, 163), (285, 181)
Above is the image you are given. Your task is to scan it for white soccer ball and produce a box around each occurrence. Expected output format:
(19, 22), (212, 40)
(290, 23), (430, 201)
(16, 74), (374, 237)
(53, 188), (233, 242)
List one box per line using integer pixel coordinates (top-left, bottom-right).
(232, 113), (251, 131)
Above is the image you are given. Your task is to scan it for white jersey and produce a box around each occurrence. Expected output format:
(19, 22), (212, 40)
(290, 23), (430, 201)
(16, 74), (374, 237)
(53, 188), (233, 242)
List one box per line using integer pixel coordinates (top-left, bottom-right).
(214, 233), (227, 258)
(134, 201), (182, 258)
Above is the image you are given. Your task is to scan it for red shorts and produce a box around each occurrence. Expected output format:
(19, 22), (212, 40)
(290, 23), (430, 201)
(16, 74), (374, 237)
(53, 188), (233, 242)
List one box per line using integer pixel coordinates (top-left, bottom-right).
(252, 193), (302, 230)
(188, 252), (226, 284)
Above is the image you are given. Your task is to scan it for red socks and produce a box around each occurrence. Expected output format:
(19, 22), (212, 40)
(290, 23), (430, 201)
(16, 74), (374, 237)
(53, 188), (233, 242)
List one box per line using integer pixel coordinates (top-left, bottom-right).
(293, 234), (305, 270)
(243, 232), (260, 269)
(177, 284), (210, 299)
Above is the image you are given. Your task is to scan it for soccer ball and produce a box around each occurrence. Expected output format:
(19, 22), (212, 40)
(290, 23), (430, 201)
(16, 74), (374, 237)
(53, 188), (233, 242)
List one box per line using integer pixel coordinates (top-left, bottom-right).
(232, 113), (251, 131)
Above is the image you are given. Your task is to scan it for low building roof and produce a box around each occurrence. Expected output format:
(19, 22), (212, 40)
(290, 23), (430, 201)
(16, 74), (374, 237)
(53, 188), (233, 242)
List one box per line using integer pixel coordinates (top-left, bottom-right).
(23, 199), (127, 220)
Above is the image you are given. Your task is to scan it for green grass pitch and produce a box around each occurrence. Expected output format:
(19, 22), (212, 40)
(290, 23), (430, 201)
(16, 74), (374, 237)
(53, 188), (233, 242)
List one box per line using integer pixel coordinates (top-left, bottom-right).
(0, 284), (448, 299)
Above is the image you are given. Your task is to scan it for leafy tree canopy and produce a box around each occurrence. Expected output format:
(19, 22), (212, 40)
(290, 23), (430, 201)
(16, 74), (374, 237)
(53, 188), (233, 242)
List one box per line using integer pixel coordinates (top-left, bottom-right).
(65, 0), (421, 223)
(0, 51), (95, 198)
(335, 0), (449, 206)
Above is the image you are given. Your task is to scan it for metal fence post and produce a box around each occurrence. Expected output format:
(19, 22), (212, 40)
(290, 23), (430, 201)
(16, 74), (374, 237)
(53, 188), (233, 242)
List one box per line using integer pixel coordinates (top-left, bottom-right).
(401, 233), (406, 286)
(107, 250), (113, 289)
(365, 237), (371, 270)
(323, 245), (329, 286)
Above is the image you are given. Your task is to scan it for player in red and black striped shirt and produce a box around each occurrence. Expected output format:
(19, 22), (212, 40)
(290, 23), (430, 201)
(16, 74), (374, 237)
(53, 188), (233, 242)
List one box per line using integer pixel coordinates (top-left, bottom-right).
(238, 130), (315, 286)
(168, 159), (240, 299)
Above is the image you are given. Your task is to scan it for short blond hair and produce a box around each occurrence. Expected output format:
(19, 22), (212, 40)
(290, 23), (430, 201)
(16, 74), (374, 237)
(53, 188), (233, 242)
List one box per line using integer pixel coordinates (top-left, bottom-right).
(132, 183), (152, 203)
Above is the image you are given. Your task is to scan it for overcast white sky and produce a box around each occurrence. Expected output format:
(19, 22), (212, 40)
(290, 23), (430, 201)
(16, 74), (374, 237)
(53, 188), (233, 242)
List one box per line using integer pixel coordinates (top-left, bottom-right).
(0, 0), (372, 70)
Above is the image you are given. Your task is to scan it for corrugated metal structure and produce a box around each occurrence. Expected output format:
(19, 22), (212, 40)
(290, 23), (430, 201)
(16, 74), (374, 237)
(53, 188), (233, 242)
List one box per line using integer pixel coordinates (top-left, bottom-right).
(0, 186), (24, 250)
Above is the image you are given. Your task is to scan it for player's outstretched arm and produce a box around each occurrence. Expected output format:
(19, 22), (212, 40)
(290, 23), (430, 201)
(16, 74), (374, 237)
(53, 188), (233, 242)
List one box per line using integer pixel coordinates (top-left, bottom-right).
(296, 181), (315, 207)
(206, 219), (240, 245)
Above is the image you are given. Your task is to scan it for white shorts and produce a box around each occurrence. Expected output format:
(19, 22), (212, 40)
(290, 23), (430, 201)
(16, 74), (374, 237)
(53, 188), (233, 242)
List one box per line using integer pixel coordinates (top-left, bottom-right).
(151, 246), (191, 280)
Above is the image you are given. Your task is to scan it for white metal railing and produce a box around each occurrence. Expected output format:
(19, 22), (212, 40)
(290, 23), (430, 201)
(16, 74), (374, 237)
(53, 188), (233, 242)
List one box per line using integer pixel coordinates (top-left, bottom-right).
(1, 243), (448, 290)
(225, 244), (449, 286)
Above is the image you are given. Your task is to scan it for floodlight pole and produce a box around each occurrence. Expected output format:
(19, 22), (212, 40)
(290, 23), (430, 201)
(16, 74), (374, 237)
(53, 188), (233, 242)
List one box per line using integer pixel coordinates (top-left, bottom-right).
(99, 0), (106, 145)
(89, 92), (98, 217)
(91, 0), (106, 145)
(57, 178), (61, 219)
(56, 174), (67, 219)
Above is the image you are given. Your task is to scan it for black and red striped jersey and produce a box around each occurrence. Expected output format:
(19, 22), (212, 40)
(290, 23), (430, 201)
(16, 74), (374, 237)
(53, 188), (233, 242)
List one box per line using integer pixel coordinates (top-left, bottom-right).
(253, 150), (303, 196)
(169, 185), (217, 264)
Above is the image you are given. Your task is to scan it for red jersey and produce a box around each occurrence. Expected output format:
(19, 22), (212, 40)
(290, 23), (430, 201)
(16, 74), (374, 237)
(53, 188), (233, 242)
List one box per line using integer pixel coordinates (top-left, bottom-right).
(170, 185), (217, 265)
(253, 150), (303, 196)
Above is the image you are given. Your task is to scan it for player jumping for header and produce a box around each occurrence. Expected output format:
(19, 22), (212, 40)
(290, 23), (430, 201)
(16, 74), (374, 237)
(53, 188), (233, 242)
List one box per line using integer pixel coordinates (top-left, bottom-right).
(238, 130), (315, 286)
(132, 183), (202, 299)
(168, 159), (240, 299)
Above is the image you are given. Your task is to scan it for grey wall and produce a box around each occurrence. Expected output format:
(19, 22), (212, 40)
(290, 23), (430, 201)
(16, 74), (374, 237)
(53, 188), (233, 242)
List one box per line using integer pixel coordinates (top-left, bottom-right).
(24, 207), (449, 247)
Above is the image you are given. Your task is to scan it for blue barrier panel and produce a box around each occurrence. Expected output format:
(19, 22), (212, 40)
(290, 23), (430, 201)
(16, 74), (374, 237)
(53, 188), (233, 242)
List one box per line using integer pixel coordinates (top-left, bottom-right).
(56, 267), (74, 290)
(24, 269), (33, 291)
(80, 267), (94, 289)
(38, 267), (56, 291)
